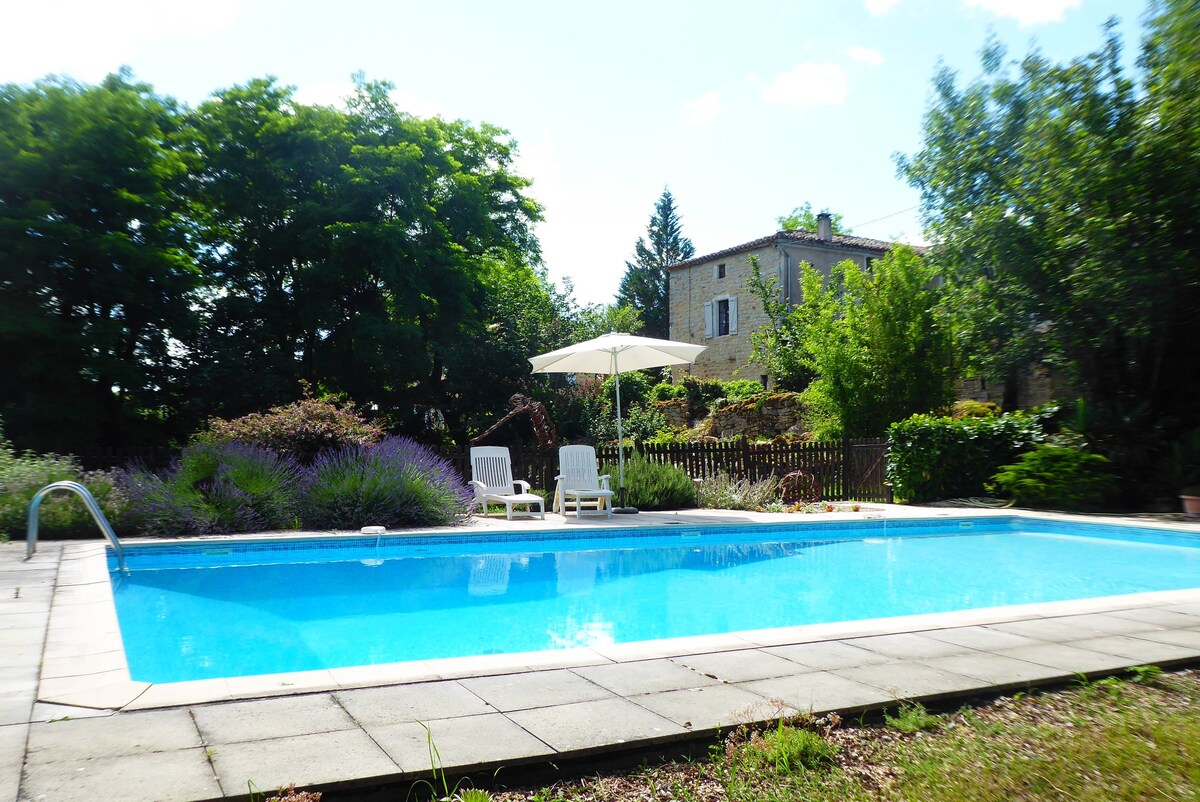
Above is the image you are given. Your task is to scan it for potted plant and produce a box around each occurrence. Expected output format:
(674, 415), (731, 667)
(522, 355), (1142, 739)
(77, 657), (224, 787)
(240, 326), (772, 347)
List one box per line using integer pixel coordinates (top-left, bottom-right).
(1169, 430), (1200, 518)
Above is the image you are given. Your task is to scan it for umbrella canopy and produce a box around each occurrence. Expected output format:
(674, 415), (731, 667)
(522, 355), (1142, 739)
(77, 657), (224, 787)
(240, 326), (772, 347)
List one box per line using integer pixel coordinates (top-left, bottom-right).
(529, 333), (706, 511)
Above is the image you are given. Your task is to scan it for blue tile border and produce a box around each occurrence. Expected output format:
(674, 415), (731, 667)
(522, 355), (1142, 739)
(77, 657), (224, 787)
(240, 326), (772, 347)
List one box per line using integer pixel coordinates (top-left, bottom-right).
(103, 514), (1199, 572)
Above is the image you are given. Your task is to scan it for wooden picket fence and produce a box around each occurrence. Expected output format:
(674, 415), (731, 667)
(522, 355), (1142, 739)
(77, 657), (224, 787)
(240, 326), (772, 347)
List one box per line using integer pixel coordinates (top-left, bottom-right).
(443, 436), (891, 503)
(75, 437), (893, 503)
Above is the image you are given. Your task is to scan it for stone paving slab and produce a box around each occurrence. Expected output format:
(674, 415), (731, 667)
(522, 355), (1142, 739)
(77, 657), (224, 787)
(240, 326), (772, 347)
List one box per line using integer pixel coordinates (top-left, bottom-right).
(192, 694), (357, 745)
(507, 697), (688, 754)
(922, 651), (1072, 687)
(206, 729), (398, 795)
(25, 708), (201, 763)
(1000, 642), (1136, 674)
(1070, 634), (1200, 664)
(460, 668), (616, 712)
(0, 723), (28, 802)
(335, 680), (495, 726)
(671, 648), (806, 683)
(737, 670), (896, 714)
(572, 658), (722, 695)
(19, 747), (222, 802)
(364, 712), (554, 772)
(629, 684), (773, 730)
(920, 624), (1045, 651)
(833, 661), (991, 699)
(762, 639), (894, 671)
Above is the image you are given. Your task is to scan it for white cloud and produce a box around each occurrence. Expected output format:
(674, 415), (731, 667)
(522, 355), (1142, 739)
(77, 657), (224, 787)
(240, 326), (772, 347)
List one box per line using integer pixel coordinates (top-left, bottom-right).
(847, 46), (884, 66)
(761, 63), (849, 107)
(684, 90), (721, 126)
(865, 0), (901, 15)
(965, 0), (1082, 26)
(0, 0), (241, 84)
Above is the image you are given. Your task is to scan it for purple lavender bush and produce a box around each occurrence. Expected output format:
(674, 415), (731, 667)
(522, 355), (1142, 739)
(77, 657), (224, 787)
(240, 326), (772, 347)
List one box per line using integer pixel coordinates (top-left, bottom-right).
(301, 436), (471, 530)
(117, 443), (302, 536)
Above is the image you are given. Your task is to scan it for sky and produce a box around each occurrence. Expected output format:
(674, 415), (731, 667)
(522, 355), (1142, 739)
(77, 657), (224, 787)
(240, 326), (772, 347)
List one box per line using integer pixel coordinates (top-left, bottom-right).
(1, 0), (1151, 305)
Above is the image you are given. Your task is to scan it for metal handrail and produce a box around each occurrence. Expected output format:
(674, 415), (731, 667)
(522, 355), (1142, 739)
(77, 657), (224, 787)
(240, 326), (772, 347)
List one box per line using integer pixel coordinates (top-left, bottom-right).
(26, 481), (127, 573)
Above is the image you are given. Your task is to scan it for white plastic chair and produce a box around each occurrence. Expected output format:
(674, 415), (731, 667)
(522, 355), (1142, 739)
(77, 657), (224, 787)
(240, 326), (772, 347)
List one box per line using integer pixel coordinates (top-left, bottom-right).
(469, 446), (545, 520)
(554, 445), (614, 518)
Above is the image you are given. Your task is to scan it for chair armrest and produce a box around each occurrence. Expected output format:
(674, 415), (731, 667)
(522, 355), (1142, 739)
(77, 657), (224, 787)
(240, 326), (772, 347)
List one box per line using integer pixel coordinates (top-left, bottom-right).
(599, 474), (611, 490)
(468, 480), (486, 493)
(514, 480), (531, 493)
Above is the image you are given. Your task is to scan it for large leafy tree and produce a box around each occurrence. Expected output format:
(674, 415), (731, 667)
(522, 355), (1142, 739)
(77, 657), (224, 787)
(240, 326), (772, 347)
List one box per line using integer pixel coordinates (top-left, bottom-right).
(749, 247), (955, 437)
(0, 71), (199, 451)
(185, 76), (546, 442)
(898, 1), (1200, 487)
(617, 188), (695, 339)
(777, 202), (851, 234)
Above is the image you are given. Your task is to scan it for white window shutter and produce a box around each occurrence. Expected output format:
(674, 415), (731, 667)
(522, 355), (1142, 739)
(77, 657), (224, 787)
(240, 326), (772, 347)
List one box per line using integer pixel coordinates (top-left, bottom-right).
(703, 301), (713, 338)
(729, 296), (738, 334)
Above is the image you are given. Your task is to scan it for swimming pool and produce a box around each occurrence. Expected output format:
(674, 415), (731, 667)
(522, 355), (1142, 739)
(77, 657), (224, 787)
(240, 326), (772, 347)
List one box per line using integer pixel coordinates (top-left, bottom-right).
(109, 516), (1200, 684)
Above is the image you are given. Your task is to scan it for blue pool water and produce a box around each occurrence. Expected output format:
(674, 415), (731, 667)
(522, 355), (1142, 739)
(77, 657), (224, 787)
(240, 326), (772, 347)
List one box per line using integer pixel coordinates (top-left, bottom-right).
(109, 517), (1200, 683)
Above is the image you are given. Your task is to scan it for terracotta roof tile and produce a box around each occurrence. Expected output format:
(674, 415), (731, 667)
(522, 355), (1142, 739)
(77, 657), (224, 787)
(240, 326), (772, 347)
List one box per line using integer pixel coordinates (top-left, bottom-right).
(666, 229), (922, 271)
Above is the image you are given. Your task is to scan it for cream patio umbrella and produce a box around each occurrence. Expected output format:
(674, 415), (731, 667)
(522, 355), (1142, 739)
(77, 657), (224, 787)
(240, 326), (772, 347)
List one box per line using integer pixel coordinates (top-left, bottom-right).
(529, 332), (706, 513)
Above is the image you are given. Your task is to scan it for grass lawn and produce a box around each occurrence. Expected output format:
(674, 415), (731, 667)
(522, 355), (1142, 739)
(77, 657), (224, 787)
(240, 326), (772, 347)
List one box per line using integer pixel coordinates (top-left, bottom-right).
(483, 666), (1200, 802)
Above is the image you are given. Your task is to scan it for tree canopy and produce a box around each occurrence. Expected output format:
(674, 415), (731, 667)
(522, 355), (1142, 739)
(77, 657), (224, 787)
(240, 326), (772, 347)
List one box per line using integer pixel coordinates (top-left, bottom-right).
(0, 71), (574, 451)
(777, 202), (850, 235)
(616, 188), (695, 339)
(898, 0), (1200, 490)
(749, 247), (954, 438)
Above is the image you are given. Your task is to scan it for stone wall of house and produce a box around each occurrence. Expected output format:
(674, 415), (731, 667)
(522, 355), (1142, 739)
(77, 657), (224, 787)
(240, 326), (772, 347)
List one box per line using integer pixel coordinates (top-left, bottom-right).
(667, 244), (776, 384)
(703, 393), (805, 439)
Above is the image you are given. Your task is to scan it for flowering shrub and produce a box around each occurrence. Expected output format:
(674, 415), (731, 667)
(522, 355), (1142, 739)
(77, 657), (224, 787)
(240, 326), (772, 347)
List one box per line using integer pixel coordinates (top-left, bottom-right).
(119, 437), (468, 536)
(697, 473), (780, 511)
(197, 396), (384, 464)
(118, 443), (302, 536)
(301, 436), (471, 529)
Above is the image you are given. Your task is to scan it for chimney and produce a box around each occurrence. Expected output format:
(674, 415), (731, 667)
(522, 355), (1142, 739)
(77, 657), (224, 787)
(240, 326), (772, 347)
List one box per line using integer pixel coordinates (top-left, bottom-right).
(816, 211), (833, 241)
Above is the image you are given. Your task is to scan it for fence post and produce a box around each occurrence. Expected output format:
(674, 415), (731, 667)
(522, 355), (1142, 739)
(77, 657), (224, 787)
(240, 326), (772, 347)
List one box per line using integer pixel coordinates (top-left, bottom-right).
(841, 435), (852, 501)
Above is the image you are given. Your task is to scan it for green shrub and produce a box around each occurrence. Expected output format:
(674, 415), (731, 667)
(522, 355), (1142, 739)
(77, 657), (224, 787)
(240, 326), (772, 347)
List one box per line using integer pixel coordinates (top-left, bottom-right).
(601, 371), (652, 412)
(952, 399), (1001, 418)
(196, 396), (384, 464)
(697, 472), (780, 511)
(740, 722), (836, 773)
(650, 382), (686, 402)
(681, 375), (726, 411)
(602, 450), (695, 510)
(988, 445), (1117, 511)
(301, 436), (471, 529)
(590, 403), (668, 443)
(0, 423), (124, 539)
(886, 407), (1057, 503)
(722, 379), (765, 402)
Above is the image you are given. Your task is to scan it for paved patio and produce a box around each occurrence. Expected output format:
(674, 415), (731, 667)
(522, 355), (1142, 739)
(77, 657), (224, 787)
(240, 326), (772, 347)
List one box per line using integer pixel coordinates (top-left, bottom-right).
(5, 508), (1200, 801)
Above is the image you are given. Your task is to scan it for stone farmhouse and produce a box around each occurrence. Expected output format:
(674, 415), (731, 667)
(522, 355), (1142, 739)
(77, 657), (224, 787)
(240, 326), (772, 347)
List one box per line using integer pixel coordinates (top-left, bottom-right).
(667, 213), (905, 385)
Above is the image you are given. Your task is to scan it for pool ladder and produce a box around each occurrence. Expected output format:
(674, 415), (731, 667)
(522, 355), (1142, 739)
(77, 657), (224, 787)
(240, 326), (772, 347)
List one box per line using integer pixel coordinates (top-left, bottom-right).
(25, 481), (127, 573)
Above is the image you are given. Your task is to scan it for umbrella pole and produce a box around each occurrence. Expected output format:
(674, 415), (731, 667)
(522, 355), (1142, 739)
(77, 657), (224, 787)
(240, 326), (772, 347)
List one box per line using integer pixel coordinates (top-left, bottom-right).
(612, 353), (637, 514)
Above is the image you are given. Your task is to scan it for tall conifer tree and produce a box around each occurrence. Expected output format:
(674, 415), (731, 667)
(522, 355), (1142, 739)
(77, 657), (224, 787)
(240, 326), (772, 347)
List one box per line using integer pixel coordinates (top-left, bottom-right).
(617, 189), (695, 339)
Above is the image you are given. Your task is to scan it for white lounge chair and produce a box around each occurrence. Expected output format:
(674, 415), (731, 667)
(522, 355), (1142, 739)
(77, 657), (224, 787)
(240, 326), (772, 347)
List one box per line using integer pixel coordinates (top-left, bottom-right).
(554, 445), (614, 518)
(469, 446), (545, 520)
